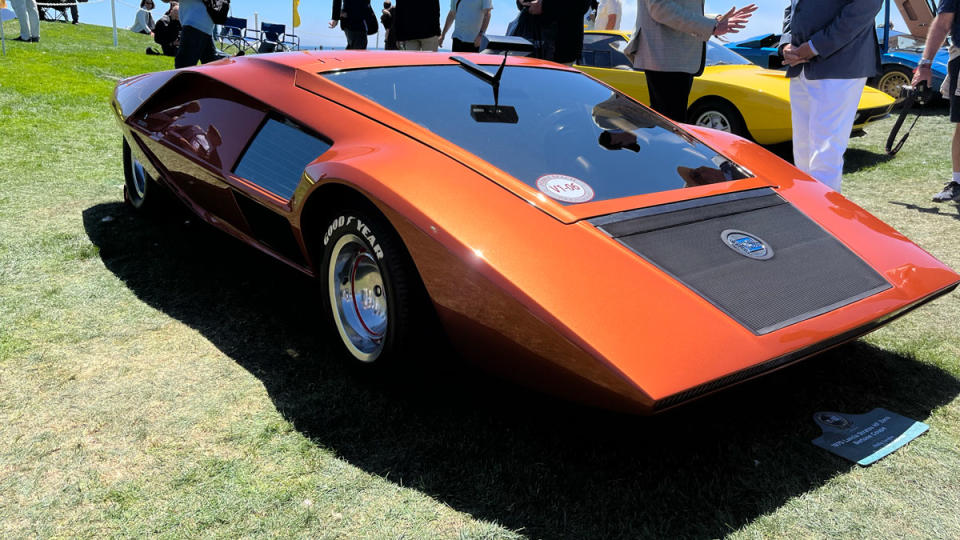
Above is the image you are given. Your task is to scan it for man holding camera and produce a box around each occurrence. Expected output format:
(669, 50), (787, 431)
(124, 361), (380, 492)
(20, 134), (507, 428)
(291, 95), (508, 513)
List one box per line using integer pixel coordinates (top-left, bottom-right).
(780, 0), (882, 193)
(913, 1), (960, 203)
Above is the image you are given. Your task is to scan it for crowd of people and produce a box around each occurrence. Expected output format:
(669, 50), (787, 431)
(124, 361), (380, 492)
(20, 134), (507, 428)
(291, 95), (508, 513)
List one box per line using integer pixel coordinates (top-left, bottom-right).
(5, 0), (960, 202)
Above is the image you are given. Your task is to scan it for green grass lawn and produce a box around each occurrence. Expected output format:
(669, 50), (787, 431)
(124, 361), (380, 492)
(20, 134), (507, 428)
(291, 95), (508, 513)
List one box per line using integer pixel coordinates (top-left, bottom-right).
(2, 21), (959, 538)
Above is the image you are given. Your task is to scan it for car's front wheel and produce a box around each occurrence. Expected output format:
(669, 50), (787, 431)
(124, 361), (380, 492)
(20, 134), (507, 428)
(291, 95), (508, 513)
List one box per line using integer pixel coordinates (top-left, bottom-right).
(320, 208), (421, 365)
(688, 99), (750, 140)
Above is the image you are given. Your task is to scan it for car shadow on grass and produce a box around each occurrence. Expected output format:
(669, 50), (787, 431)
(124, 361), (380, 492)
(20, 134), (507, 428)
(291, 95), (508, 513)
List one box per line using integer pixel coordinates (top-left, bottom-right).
(84, 202), (960, 539)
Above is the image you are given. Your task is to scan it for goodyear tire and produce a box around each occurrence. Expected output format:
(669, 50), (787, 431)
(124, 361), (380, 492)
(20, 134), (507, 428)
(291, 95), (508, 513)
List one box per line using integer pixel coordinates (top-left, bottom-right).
(688, 99), (750, 140)
(122, 138), (161, 211)
(320, 208), (418, 364)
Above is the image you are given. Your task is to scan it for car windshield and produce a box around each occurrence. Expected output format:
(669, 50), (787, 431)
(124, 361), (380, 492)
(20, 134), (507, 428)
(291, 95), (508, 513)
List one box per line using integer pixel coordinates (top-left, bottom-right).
(325, 65), (749, 204)
(706, 42), (753, 66)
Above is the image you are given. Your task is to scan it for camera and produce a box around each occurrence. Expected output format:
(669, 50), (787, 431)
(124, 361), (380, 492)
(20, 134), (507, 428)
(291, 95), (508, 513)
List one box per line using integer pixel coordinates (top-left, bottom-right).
(898, 80), (934, 105)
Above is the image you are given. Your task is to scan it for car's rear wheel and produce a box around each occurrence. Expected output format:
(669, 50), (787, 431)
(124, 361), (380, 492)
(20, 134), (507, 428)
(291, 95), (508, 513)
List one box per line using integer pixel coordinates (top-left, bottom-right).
(873, 65), (912, 99)
(320, 208), (420, 365)
(688, 99), (749, 139)
(122, 138), (160, 211)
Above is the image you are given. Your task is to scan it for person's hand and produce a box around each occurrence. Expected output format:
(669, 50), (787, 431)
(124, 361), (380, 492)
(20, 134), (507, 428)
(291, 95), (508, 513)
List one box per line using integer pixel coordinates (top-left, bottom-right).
(781, 44), (801, 66)
(439, 34), (445, 48)
(713, 4), (757, 36)
(328, 19), (338, 29)
(782, 41), (815, 66)
(912, 64), (933, 86)
(523, 0), (543, 15)
(474, 33), (484, 48)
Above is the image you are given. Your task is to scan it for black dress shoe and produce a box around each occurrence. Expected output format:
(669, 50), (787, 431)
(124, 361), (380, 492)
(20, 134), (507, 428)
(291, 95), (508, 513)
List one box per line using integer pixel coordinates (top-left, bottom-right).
(30, 37), (39, 43)
(12, 36), (31, 42)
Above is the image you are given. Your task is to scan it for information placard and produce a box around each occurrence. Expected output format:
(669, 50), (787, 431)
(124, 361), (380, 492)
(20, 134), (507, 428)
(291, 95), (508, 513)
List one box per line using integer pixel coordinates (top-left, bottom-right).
(811, 408), (928, 466)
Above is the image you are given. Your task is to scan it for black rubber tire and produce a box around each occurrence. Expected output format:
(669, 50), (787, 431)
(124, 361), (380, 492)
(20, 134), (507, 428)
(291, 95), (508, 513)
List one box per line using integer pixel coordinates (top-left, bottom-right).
(871, 65), (913, 99)
(319, 207), (422, 365)
(687, 98), (750, 140)
(122, 138), (161, 211)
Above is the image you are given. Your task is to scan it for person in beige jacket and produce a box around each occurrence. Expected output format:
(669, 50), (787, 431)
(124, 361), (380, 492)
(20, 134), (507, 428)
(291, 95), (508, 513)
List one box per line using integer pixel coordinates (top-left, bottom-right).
(631, 1), (756, 122)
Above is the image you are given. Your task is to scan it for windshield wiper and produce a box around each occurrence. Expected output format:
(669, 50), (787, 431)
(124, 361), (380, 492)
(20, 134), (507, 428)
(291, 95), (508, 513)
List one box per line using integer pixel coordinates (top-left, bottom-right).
(451, 52), (517, 123)
(451, 52), (509, 107)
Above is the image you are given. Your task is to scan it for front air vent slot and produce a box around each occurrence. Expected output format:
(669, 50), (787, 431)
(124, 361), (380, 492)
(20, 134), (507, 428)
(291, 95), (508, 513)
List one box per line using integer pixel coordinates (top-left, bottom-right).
(591, 189), (891, 334)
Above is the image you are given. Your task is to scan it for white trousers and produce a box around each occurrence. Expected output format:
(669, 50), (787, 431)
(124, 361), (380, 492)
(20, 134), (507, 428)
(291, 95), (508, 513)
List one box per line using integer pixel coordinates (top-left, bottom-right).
(790, 71), (866, 192)
(10, 0), (40, 40)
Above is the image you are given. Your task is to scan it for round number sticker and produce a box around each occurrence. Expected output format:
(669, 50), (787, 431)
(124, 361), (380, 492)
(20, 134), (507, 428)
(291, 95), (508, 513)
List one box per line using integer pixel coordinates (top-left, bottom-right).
(535, 174), (595, 204)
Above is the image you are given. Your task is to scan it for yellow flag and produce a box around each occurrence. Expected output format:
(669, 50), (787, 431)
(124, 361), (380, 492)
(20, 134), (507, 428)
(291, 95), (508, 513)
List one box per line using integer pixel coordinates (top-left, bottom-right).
(293, 0), (301, 28)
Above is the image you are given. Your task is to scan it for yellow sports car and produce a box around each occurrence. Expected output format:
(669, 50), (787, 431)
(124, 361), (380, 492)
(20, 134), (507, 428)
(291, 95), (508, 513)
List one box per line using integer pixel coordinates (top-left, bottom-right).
(576, 31), (895, 145)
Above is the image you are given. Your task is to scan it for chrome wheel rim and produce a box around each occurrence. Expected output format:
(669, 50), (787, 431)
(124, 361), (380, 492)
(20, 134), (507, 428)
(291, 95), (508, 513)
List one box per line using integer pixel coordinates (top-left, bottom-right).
(130, 157), (147, 201)
(329, 234), (387, 362)
(879, 71), (910, 98)
(695, 110), (731, 132)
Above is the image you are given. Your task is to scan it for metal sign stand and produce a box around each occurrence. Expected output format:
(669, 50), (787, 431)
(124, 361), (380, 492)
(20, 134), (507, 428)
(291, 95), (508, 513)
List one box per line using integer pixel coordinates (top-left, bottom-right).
(111, 0), (117, 47)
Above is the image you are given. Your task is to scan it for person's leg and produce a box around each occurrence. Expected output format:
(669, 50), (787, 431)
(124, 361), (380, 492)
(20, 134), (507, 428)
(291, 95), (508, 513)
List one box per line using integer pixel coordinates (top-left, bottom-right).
(933, 57), (960, 202)
(10, 0), (32, 40)
(422, 35), (439, 51)
(25, 0), (40, 39)
(789, 71), (813, 178)
(935, 124), (960, 201)
(70, 4), (78, 23)
(643, 70), (693, 123)
(952, 122), (960, 175)
(175, 26), (204, 68)
(344, 29), (367, 49)
(199, 31), (218, 63)
(804, 77), (865, 192)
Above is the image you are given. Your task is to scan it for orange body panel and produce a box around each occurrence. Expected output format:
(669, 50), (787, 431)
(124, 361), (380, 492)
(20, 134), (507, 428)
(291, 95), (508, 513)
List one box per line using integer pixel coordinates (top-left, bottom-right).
(113, 51), (959, 413)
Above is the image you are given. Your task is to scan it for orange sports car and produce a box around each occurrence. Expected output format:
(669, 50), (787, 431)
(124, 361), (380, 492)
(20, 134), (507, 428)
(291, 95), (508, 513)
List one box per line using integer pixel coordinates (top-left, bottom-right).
(112, 51), (958, 414)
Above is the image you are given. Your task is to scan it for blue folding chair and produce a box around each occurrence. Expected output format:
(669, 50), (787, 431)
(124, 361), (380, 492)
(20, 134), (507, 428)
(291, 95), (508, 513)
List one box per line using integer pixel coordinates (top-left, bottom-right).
(259, 22), (300, 52)
(217, 16), (260, 54)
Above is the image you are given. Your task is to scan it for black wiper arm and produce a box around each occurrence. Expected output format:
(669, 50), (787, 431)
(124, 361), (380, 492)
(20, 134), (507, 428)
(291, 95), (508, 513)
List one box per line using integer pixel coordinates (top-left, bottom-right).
(450, 51), (509, 107)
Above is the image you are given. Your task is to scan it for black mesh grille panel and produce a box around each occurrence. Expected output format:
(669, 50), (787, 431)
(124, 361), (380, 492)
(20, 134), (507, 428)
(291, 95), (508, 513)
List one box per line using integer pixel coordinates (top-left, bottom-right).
(592, 189), (891, 334)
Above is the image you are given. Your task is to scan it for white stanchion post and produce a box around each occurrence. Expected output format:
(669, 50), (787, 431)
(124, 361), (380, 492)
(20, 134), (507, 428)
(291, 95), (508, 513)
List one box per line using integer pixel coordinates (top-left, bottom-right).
(111, 0), (118, 47)
(1, 12), (6, 56)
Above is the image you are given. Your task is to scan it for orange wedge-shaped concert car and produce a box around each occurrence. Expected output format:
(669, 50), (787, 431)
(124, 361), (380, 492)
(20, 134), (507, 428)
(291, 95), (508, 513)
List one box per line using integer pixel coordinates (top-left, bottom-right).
(112, 51), (958, 414)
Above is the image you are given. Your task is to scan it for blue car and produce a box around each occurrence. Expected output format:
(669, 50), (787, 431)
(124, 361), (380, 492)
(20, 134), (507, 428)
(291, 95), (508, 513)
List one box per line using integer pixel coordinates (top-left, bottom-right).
(725, 29), (948, 99)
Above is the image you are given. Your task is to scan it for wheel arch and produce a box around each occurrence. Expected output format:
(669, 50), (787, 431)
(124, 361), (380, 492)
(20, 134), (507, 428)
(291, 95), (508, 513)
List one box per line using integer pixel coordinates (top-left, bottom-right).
(299, 182), (397, 268)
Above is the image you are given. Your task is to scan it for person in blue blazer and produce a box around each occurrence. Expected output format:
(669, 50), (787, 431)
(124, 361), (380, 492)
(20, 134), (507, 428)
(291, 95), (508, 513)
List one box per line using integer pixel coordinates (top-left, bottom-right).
(779, 0), (883, 193)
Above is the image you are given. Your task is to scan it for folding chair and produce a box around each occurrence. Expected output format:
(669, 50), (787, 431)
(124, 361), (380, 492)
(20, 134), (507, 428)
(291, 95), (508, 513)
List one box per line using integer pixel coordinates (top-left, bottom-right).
(37, 1), (69, 23)
(217, 16), (259, 55)
(258, 22), (299, 52)
(281, 30), (300, 51)
(258, 22), (285, 52)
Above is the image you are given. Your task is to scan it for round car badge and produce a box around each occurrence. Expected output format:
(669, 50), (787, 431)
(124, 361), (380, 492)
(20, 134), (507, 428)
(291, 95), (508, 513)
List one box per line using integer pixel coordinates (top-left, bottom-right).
(536, 174), (595, 204)
(721, 229), (774, 260)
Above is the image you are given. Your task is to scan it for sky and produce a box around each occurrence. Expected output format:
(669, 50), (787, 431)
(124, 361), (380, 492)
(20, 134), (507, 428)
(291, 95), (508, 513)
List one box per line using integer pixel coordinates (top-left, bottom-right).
(69, 0), (909, 51)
